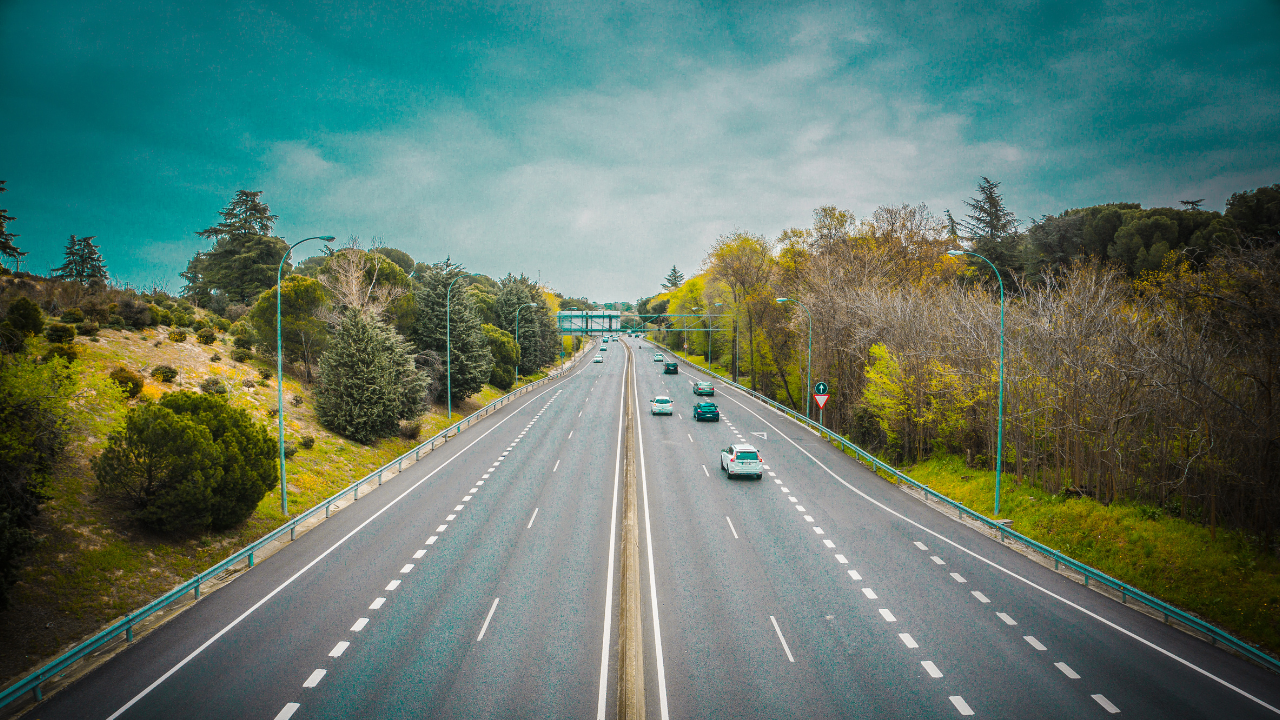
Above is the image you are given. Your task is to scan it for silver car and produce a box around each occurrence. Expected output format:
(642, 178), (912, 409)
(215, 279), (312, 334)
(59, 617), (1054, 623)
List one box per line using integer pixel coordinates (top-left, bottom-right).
(720, 443), (763, 479)
(650, 396), (673, 415)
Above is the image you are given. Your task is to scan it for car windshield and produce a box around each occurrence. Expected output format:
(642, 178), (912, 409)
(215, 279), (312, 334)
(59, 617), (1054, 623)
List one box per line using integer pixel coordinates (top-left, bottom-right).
(653, 398), (671, 404)
(735, 451), (759, 461)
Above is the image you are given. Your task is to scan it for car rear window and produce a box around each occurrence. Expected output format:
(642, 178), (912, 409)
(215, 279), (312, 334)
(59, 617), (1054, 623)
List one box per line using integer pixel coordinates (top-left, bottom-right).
(654, 398), (671, 404)
(735, 452), (758, 461)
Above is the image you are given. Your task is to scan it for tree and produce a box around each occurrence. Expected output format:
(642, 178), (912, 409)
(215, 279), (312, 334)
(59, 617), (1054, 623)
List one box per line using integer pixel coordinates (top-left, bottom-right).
(315, 310), (429, 443)
(6, 297), (43, 337)
(0, 181), (22, 267)
(372, 247), (415, 275)
(182, 190), (288, 305)
(1226, 184), (1280, 246)
(248, 275), (329, 382)
(317, 243), (414, 332)
(482, 324), (519, 390)
(408, 261), (493, 403)
(959, 177), (1023, 284)
(494, 275), (556, 374)
(51, 235), (109, 284)
(661, 265), (685, 291)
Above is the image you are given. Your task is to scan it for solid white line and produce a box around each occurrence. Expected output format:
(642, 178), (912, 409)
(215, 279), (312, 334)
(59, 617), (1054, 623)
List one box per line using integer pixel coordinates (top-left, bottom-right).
(351, 618), (368, 632)
(702, 465), (709, 476)
(329, 641), (349, 657)
(527, 507), (539, 529)
(726, 516), (739, 539)
(303, 668), (326, 687)
(476, 597), (500, 641)
(707, 381), (1280, 715)
(554, 460), (560, 472)
(632, 358), (670, 719)
(971, 591), (990, 603)
(922, 660), (943, 678)
(997, 612), (1018, 625)
(1056, 661), (1080, 678)
(100, 365), (589, 720)
(769, 615), (795, 663)
(1092, 694), (1121, 714)
(385, 580), (400, 591)
(950, 695), (974, 715)
(899, 633), (918, 648)
(274, 703), (300, 720)
(596, 357), (628, 720)
(369, 597), (385, 609)
(879, 608), (897, 622)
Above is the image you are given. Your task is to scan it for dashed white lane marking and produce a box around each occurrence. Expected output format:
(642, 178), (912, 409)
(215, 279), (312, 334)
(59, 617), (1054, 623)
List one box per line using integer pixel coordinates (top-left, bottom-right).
(470, 487), (478, 492)
(914, 541), (928, 550)
(385, 580), (400, 591)
(273, 703), (300, 720)
(453, 505), (464, 511)
(899, 633), (918, 648)
(463, 495), (472, 501)
(795, 505), (806, 512)
(769, 616), (796, 662)
(579, 411), (583, 417)
(303, 669), (326, 688)
(369, 597), (385, 609)
(569, 431), (573, 439)
(426, 536), (438, 544)
(351, 618), (369, 632)
(997, 612), (1018, 625)
(1024, 635), (1046, 650)
(823, 539), (835, 548)
(400, 564), (414, 574)
(835, 554), (848, 564)
(487, 467), (496, 473)
(779, 486), (787, 492)
(814, 527), (825, 534)
(554, 460), (560, 472)
(413, 549), (426, 559)
(949, 695), (974, 715)
(803, 515), (814, 522)
(848, 569), (862, 581)
(1092, 694), (1121, 714)
(726, 516), (739, 539)
(788, 496), (797, 503)
(476, 480), (484, 485)
(527, 507), (540, 528)
(922, 661), (943, 678)
(879, 609), (897, 622)
(971, 591), (990, 603)
(482, 474), (490, 479)
(862, 588), (877, 599)
(477, 597), (500, 641)
(767, 471), (777, 477)
(329, 641), (349, 657)
(1055, 661), (1080, 679)
(950, 573), (967, 583)
(688, 434), (693, 442)
(931, 556), (946, 565)
(446, 514), (456, 521)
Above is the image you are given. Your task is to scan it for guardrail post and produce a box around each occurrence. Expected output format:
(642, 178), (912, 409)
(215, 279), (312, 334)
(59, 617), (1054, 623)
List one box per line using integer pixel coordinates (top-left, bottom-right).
(354, 484), (359, 501)
(291, 525), (296, 541)
(248, 552), (254, 568)
(194, 580), (201, 600)
(1084, 575), (1089, 587)
(325, 503), (330, 518)
(126, 623), (133, 642)
(32, 684), (40, 702)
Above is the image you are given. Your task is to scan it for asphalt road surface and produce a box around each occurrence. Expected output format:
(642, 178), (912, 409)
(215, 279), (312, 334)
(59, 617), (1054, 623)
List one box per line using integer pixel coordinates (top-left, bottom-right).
(22, 337), (1280, 719)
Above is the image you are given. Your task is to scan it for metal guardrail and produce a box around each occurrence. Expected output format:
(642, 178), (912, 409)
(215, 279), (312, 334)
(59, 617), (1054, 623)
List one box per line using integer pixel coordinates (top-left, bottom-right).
(652, 342), (1280, 675)
(0, 348), (590, 709)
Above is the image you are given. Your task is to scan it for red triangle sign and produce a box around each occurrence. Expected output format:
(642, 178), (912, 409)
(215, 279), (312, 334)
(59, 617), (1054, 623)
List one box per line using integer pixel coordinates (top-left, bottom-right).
(813, 393), (829, 409)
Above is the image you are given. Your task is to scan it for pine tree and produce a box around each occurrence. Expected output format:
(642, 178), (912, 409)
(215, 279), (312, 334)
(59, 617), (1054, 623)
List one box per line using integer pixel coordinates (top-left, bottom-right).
(409, 260), (493, 403)
(184, 190), (289, 304)
(315, 310), (429, 444)
(959, 177), (1024, 284)
(494, 274), (556, 374)
(51, 235), (109, 284)
(0, 181), (22, 266)
(661, 265), (685, 291)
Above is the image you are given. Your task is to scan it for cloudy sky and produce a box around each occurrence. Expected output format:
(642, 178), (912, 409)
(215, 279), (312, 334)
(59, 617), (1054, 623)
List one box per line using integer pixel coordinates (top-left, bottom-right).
(2, 0), (1277, 301)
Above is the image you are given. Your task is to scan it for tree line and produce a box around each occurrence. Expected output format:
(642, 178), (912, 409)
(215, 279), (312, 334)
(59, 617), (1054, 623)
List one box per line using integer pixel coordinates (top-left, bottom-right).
(642, 180), (1280, 546)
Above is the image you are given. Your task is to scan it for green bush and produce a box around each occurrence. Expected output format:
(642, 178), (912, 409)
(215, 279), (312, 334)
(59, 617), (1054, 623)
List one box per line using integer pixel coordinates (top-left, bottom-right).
(168, 330), (187, 343)
(116, 298), (153, 328)
(109, 367), (144, 398)
(44, 323), (75, 344)
(210, 352), (221, 363)
(172, 312), (193, 328)
(76, 321), (99, 336)
(149, 305), (173, 326)
(300, 435), (315, 450)
(60, 307), (84, 324)
(229, 321), (252, 339)
(258, 367), (272, 380)
(233, 335), (253, 350)
(42, 344), (79, 363)
(212, 317), (231, 332)
(283, 443), (298, 459)
(107, 314), (125, 329)
(6, 297), (44, 337)
(231, 348), (252, 363)
(398, 421), (422, 440)
(200, 377), (227, 395)
(192, 319), (207, 332)
(196, 327), (217, 345)
(151, 365), (178, 383)
(93, 391), (277, 533)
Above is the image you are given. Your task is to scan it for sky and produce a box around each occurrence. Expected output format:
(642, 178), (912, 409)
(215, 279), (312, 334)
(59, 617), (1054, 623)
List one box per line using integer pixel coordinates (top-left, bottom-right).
(2, 0), (1278, 303)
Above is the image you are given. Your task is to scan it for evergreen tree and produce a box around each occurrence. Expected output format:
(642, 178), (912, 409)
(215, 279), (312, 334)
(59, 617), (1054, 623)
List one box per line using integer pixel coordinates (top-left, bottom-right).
(482, 323), (519, 390)
(315, 310), (429, 443)
(959, 177), (1024, 285)
(408, 260), (493, 403)
(247, 275), (329, 382)
(661, 265), (685, 291)
(494, 274), (556, 374)
(183, 190), (289, 305)
(51, 235), (109, 284)
(0, 181), (22, 267)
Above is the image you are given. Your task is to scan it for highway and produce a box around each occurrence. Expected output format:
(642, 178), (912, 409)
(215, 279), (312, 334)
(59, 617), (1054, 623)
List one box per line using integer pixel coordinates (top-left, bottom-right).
(21, 336), (1280, 719)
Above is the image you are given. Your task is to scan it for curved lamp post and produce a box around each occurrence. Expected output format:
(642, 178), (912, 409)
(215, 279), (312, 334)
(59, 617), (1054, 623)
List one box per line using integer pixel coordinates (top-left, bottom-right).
(948, 249), (1006, 516)
(776, 297), (813, 419)
(277, 235), (334, 515)
(514, 301), (537, 383)
(445, 273), (482, 424)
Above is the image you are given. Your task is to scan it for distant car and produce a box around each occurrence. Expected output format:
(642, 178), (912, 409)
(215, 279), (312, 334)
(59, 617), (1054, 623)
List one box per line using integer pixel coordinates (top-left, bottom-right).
(720, 444), (763, 479)
(602, 338), (609, 343)
(664, 362), (679, 374)
(601, 345), (607, 351)
(692, 401), (720, 421)
(654, 353), (664, 362)
(650, 396), (673, 415)
(593, 355), (604, 363)
(693, 381), (714, 396)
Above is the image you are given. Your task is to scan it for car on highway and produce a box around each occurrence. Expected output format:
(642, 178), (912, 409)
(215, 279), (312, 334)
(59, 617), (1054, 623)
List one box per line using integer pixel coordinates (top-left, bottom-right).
(720, 443), (763, 479)
(664, 362), (679, 374)
(692, 401), (719, 421)
(693, 381), (714, 396)
(654, 353), (664, 362)
(650, 396), (673, 415)
(593, 355), (604, 363)
(601, 345), (607, 351)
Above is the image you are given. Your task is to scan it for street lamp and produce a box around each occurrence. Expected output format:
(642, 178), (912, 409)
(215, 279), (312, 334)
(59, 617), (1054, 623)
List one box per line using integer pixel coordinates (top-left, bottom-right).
(948, 249), (1006, 516)
(776, 297), (813, 419)
(514, 301), (537, 383)
(713, 302), (724, 368)
(277, 235), (334, 515)
(445, 273), (482, 424)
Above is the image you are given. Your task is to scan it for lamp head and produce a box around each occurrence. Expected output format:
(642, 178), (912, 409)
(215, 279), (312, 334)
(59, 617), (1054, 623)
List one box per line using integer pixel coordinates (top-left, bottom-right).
(946, 250), (963, 256)
(776, 297), (789, 303)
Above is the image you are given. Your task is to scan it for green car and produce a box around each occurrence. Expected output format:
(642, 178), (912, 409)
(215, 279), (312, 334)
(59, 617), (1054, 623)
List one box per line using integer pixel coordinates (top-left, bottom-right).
(693, 381), (714, 396)
(664, 362), (679, 374)
(693, 402), (720, 421)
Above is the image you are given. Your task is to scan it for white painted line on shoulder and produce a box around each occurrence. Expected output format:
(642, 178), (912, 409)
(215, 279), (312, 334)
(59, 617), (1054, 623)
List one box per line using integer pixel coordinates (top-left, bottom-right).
(914, 541), (928, 550)
(369, 597), (385, 609)
(400, 564), (414, 574)
(527, 507), (539, 529)
(303, 669), (326, 688)
(726, 516), (739, 539)
(931, 556), (946, 565)
(899, 633), (918, 648)
(814, 527), (825, 534)
(426, 536), (438, 544)
(274, 703), (300, 720)
(971, 591), (989, 603)
(1092, 694), (1120, 714)
(385, 580), (400, 591)
(329, 641), (349, 657)
(804, 515), (814, 522)
(848, 569), (862, 581)
(769, 615), (796, 663)
(949, 695), (974, 715)
(413, 549), (426, 559)
(922, 661), (943, 678)
(835, 554), (848, 564)
(1055, 662), (1080, 679)
(476, 597), (500, 641)
(823, 539), (835, 548)
(879, 609), (896, 622)
(950, 573), (967, 583)
(351, 618), (369, 632)
(1024, 635), (1046, 650)
(862, 588), (877, 599)
(997, 612), (1017, 625)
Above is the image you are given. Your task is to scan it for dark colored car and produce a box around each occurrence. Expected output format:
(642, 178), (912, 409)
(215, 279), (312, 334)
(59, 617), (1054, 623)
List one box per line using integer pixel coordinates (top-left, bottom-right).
(693, 381), (714, 396)
(693, 402), (720, 421)
(664, 362), (679, 374)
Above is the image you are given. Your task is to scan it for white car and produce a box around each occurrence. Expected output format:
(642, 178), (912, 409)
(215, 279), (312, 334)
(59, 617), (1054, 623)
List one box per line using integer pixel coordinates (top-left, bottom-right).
(593, 355), (604, 363)
(650, 396), (673, 415)
(720, 443), (763, 479)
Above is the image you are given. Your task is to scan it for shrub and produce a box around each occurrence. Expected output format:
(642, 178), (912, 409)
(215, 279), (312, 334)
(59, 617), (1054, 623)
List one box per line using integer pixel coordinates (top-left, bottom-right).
(44, 323), (75, 344)
(153, 340), (162, 348)
(233, 335), (254, 350)
(149, 305), (173, 326)
(283, 443), (298, 459)
(230, 321), (252, 338)
(116, 298), (153, 328)
(107, 314), (125, 329)
(192, 319), (207, 332)
(42, 344), (79, 363)
(231, 348), (252, 363)
(291, 395), (304, 407)
(172, 312), (193, 327)
(76, 321), (99, 336)
(93, 392), (276, 533)
(267, 407), (279, 418)
(300, 435), (315, 450)
(196, 327), (217, 345)
(151, 365), (178, 383)
(241, 379), (256, 388)
(176, 299), (193, 313)
(109, 367), (144, 398)
(210, 352), (221, 362)
(60, 307), (85, 324)
(200, 377), (227, 395)
(168, 330), (188, 343)
(398, 421), (422, 440)
(6, 297), (44, 336)
(225, 304), (249, 322)
(258, 368), (272, 380)
(212, 317), (231, 332)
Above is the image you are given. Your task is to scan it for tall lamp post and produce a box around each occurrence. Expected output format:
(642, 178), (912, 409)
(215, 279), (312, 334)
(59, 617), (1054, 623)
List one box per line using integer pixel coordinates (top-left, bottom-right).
(514, 301), (537, 383)
(445, 273), (482, 424)
(948, 249), (1006, 516)
(691, 307), (706, 363)
(776, 297), (813, 419)
(276, 235), (334, 515)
